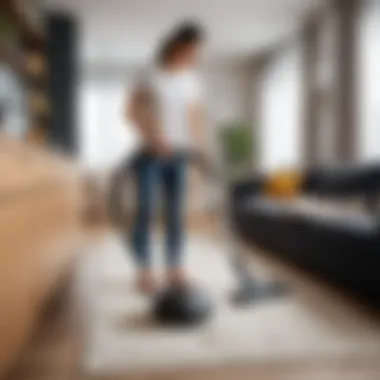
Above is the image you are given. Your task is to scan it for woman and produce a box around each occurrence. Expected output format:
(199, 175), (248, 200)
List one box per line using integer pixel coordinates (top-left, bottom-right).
(128, 22), (206, 293)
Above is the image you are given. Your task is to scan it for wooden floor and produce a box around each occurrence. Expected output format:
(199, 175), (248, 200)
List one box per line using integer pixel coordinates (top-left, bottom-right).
(6, 305), (380, 380)
(4, 232), (380, 380)
(5, 311), (380, 380)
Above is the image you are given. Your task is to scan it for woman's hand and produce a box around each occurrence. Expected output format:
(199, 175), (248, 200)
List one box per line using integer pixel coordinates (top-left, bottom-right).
(157, 139), (173, 157)
(148, 138), (173, 158)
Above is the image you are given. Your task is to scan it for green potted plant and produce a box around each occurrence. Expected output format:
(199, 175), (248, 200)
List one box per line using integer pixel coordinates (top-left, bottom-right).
(218, 121), (255, 180)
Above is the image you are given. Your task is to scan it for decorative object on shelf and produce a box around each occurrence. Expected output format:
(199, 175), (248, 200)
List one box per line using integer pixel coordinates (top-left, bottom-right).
(0, 9), (22, 65)
(27, 124), (46, 144)
(25, 52), (46, 77)
(0, 1), (48, 144)
(29, 92), (49, 116)
(0, 11), (17, 44)
(1, 0), (44, 51)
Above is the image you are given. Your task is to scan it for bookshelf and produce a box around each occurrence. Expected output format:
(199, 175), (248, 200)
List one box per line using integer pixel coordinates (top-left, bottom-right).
(0, 0), (48, 144)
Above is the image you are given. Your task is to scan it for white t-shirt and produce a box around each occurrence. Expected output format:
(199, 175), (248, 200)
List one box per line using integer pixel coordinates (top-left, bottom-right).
(133, 66), (203, 149)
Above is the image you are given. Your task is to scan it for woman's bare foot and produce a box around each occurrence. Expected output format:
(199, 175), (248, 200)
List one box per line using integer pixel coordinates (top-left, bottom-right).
(136, 269), (156, 294)
(167, 268), (190, 289)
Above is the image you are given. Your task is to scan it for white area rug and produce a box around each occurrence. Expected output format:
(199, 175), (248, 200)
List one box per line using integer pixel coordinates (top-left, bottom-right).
(76, 232), (380, 375)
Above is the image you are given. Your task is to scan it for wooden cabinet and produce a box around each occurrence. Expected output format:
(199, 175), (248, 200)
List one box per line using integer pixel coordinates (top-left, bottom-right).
(0, 137), (83, 376)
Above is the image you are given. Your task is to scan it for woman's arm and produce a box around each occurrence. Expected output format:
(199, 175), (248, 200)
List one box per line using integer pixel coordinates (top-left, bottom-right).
(128, 87), (158, 144)
(188, 74), (208, 152)
(189, 101), (207, 151)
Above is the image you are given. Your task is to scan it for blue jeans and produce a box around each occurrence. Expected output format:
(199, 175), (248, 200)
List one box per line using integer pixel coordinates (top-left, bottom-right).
(130, 151), (187, 269)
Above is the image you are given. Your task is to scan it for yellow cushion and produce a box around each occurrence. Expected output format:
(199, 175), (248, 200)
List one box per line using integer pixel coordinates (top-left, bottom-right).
(265, 170), (304, 199)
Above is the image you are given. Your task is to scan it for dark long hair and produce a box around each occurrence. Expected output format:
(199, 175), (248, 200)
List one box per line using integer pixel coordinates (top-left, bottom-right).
(156, 21), (204, 66)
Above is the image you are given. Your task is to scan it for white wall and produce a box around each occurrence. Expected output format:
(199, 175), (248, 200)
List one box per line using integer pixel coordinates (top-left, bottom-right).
(260, 43), (304, 171)
(202, 61), (253, 127)
(358, 0), (380, 162)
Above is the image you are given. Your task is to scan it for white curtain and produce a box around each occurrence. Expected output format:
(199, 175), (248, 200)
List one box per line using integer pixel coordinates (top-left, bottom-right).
(260, 44), (304, 171)
(358, 0), (380, 162)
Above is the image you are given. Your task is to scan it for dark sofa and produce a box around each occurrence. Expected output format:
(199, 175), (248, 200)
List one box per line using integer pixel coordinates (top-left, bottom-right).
(230, 165), (380, 308)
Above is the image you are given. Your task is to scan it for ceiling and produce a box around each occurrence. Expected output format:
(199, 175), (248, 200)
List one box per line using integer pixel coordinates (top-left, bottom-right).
(44, 0), (323, 65)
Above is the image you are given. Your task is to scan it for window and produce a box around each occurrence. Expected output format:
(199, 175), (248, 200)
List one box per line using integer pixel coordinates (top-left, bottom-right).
(78, 77), (139, 171)
(260, 44), (304, 171)
(358, 0), (380, 161)
(0, 64), (28, 138)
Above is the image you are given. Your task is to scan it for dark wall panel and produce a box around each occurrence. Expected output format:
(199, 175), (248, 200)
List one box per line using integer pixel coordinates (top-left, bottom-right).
(47, 13), (78, 154)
